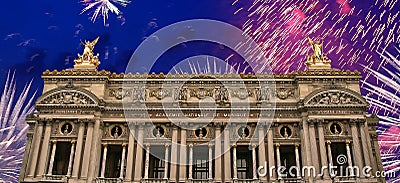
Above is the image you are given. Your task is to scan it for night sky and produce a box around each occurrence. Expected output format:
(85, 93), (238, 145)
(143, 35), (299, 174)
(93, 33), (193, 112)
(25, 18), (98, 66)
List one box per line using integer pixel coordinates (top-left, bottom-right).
(0, 0), (399, 181)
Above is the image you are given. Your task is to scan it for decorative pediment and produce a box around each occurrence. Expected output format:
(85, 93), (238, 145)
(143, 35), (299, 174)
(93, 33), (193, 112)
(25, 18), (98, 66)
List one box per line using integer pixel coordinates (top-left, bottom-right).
(304, 88), (366, 106)
(36, 86), (99, 106)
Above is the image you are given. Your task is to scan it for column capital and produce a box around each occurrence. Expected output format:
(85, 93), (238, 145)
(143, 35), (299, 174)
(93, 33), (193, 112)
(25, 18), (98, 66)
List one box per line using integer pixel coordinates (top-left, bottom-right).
(145, 143), (150, 147)
(188, 143), (193, 148)
(102, 143), (108, 147)
(275, 143), (280, 147)
(165, 144), (170, 148)
(208, 143), (214, 148)
(232, 144), (237, 148)
(294, 143), (299, 148)
(326, 140), (331, 145)
(345, 140), (351, 145)
(51, 140), (57, 144)
(251, 143), (257, 148)
(71, 140), (76, 145)
(122, 143), (127, 147)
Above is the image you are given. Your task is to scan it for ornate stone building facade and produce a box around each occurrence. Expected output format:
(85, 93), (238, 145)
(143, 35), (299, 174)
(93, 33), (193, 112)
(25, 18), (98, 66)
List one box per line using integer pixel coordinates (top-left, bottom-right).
(19, 39), (384, 183)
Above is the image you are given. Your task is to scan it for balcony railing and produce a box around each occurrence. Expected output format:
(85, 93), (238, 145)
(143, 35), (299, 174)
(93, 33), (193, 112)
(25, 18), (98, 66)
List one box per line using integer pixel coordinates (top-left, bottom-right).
(141, 178), (169, 183)
(186, 179), (213, 183)
(281, 177), (303, 183)
(95, 177), (123, 183)
(234, 179), (259, 183)
(39, 175), (68, 182)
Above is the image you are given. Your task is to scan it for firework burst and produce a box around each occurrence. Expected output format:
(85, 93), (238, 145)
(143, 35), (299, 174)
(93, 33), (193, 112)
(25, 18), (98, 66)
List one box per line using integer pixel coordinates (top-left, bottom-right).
(80, 0), (130, 26)
(0, 72), (36, 182)
(362, 48), (400, 182)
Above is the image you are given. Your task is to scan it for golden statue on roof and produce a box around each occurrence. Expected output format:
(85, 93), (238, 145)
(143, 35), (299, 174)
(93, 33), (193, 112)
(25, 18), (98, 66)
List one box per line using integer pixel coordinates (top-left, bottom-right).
(305, 37), (331, 69)
(74, 37), (101, 69)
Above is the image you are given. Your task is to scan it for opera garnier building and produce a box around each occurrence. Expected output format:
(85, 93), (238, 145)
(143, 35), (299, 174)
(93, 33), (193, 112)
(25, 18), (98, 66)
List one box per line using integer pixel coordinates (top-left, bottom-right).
(19, 38), (384, 183)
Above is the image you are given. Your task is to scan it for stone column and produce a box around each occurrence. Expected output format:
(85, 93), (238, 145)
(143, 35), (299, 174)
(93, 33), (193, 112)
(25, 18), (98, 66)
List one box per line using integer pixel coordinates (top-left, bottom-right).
(169, 126), (179, 182)
(360, 121), (371, 168)
(252, 144), (257, 179)
(258, 125), (267, 181)
(179, 129), (187, 182)
(308, 121), (320, 173)
(125, 125), (135, 181)
(317, 122), (329, 179)
(214, 125), (222, 182)
(350, 121), (363, 169)
(164, 144), (170, 180)
(267, 129), (275, 180)
(81, 122), (94, 178)
(223, 127), (231, 182)
(275, 143), (281, 180)
(326, 141), (333, 176)
(67, 141), (76, 177)
(144, 144), (150, 179)
(208, 144), (213, 180)
(47, 140), (57, 175)
(232, 144), (238, 180)
(134, 125), (144, 181)
(20, 134), (33, 181)
(100, 143), (108, 178)
(28, 122), (43, 177)
(294, 144), (301, 179)
(37, 122), (52, 177)
(188, 144), (193, 180)
(88, 119), (102, 181)
(119, 143), (127, 179)
(345, 140), (354, 176)
(301, 113), (313, 182)
(72, 121), (85, 178)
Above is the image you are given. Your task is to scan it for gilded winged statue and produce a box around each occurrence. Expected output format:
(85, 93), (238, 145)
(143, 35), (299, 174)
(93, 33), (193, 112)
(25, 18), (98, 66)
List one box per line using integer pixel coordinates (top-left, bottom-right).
(74, 37), (101, 69)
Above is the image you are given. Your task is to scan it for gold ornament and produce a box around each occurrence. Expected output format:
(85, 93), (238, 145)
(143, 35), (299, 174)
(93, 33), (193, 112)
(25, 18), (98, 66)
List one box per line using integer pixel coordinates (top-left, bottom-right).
(305, 37), (332, 69)
(74, 37), (101, 69)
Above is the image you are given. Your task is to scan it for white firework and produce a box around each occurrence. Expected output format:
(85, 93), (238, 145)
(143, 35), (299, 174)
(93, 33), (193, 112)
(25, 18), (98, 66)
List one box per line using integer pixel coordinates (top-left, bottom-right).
(0, 72), (36, 182)
(80, 0), (130, 26)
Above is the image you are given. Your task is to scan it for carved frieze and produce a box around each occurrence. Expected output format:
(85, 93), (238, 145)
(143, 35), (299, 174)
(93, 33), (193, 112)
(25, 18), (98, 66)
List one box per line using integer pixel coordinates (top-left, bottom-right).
(40, 91), (95, 105)
(307, 91), (363, 105)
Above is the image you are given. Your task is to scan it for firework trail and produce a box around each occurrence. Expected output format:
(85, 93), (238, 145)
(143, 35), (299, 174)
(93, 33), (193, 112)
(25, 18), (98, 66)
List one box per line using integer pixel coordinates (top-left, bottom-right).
(362, 48), (400, 182)
(232, 0), (399, 74)
(0, 72), (36, 182)
(80, 0), (130, 26)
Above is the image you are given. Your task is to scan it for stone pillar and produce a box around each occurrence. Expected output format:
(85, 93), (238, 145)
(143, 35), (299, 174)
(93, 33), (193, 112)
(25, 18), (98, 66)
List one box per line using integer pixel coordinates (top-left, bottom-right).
(360, 121), (371, 168)
(214, 125), (222, 182)
(179, 129), (187, 182)
(169, 126), (179, 182)
(20, 134), (33, 181)
(294, 144), (301, 179)
(252, 144), (257, 179)
(28, 122), (43, 177)
(308, 121), (320, 173)
(267, 129), (275, 181)
(301, 113), (313, 182)
(119, 143), (127, 179)
(37, 122), (52, 177)
(134, 125), (144, 181)
(350, 121), (363, 169)
(258, 125), (267, 181)
(188, 144), (193, 180)
(326, 141), (333, 176)
(232, 144), (238, 180)
(223, 127), (231, 182)
(81, 122), (93, 178)
(208, 144), (213, 180)
(345, 140), (354, 176)
(72, 121), (85, 178)
(100, 143), (108, 178)
(144, 144), (150, 179)
(275, 143), (281, 180)
(47, 140), (57, 175)
(125, 125), (135, 181)
(66, 141), (76, 177)
(88, 119), (102, 181)
(317, 121), (329, 179)
(164, 144), (170, 180)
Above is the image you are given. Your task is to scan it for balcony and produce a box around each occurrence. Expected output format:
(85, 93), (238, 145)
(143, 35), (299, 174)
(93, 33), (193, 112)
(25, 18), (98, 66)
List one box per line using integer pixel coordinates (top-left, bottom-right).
(281, 178), (303, 183)
(234, 179), (259, 183)
(95, 177), (123, 183)
(186, 179), (213, 183)
(141, 178), (169, 183)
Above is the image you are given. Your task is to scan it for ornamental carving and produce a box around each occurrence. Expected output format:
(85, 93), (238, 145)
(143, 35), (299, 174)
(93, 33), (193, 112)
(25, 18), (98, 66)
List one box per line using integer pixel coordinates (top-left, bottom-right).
(40, 91), (96, 105)
(255, 87), (273, 101)
(150, 88), (170, 100)
(232, 88), (251, 99)
(276, 88), (294, 100)
(190, 88), (214, 99)
(109, 87), (146, 102)
(306, 91), (363, 105)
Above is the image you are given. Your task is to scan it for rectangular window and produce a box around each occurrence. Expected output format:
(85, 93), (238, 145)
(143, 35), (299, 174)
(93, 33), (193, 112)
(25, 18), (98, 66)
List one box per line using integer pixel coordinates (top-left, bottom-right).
(149, 146), (166, 179)
(193, 146), (209, 180)
(52, 142), (72, 175)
